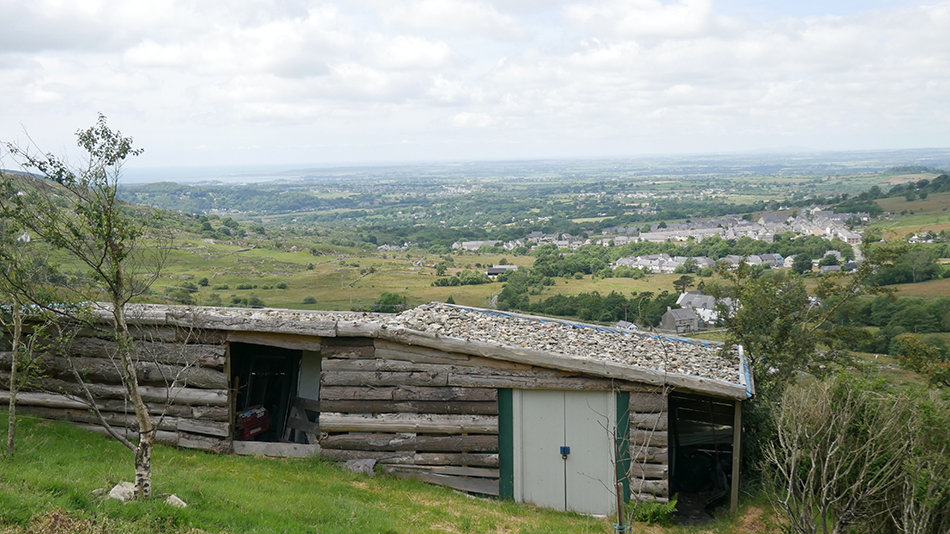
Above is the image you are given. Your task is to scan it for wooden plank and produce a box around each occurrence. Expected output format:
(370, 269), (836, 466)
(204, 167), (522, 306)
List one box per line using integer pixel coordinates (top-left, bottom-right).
(177, 433), (230, 453)
(233, 441), (321, 458)
(447, 374), (636, 390)
(374, 340), (534, 370)
(293, 397), (321, 412)
(319, 449), (499, 467)
(319, 433), (498, 452)
(386, 469), (500, 496)
(66, 337), (226, 368)
(336, 321), (380, 338)
(628, 478), (669, 497)
(319, 399), (498, 415)
(285, 417), (320, 434)
(322, 371), (449, 387)
(2, 354), (228, 389)
(630, 429), (669, 448)
(16, 405), (229, 437)
(320, 386), (496, 402)
(631, 447), (668, 463)
(320, 413), (497, 434)
(227, 331), (321, 352)
(385, 466), (500, 478)
(322, 346), (376, 359)
(630, 412), (668, 431)
(630, 493), (669, 504)
(629, 462), (669, 480)
(24, 378), (229, 406)
(677, 428), (734, 447)
(731, 400), (742, 513)
(0, 390), (228, 421)
(165, 311), (337, 337)
(322, 358), (560, 377)
(628, 392), (667, 413)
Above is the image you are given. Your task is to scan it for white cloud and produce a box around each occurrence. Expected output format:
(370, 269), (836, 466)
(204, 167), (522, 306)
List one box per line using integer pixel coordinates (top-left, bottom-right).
(450, 111), (496, 128)
(1, 0), (949, 165)
(379, 0), (527, 40)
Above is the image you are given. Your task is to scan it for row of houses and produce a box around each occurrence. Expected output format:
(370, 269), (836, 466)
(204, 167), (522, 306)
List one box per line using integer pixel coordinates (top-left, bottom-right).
(614, 253), (786, 274)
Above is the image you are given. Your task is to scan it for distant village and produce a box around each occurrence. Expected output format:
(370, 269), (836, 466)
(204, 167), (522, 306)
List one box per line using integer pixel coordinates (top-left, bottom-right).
(451, 207), (867, 253)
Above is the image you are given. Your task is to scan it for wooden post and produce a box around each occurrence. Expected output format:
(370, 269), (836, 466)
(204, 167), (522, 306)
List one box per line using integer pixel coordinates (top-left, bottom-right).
(731, 400), (742, 513)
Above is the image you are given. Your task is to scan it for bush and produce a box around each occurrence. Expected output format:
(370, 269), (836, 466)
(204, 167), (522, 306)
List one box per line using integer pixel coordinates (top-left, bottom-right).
(197, 277), (209, 287)
(303, 296), (317, 304)
(212, 284), (229, 290)
(626, 496), (677, 526)
(236, 283), (254, 290)
(276, 282), (288, 289)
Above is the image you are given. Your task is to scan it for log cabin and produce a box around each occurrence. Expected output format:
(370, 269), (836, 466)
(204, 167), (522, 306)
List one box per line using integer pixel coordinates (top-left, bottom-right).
(2, 302), (753, 515)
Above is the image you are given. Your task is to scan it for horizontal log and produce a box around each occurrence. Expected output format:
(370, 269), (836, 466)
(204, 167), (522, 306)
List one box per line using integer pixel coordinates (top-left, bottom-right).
(628, 393), (667, 414)
(335, 321), (380, 338)
(66, 337), (226, 368)
(630, 412), (668, 431)
(382, 466), (500, 478)
(0, 389), (229, 421)
(28, 377), (229, 406)
(319, 449), (499, 467)
(0, 390), (88, 409)
(630, 493), (669, 504)
(322, 358), (562, 378)
(631, 446), (668, 463)
(322, 345), (376, 359)
(321, 413), (498, 434)
(232, 441), (320, 458)
(322, 371), (448, 387)
(226, 331), (321, 352)
(386, 469), (499, 496)
(629, 462), (669, 480)
(628, 478), (669, 497)
(374, 340), (534, 371)
(319, 433), (498, 452)
(631, 429), (668, 448)
(321, 386), (496, 402)
(16, 405), (229, 437)
(69, 421), (179, 446)
(319, 399), (498, 415)
(164, 310), (337, 337)
(446, 374), (627, 390)
(0, 353), (227, 389)
(177, 433), (231, 453)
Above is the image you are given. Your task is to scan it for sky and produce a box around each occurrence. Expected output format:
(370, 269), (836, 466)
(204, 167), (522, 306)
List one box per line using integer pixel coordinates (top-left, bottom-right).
(1, 0), (949, 171)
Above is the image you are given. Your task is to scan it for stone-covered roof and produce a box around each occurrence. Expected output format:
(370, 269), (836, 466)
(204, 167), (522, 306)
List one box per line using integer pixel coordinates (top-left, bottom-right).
(102, 302), (752, 399)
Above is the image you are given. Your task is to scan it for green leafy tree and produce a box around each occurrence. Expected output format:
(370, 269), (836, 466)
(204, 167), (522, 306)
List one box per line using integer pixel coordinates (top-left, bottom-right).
(1, 115), (167, 498)
(894, 334), (950, 388)
(672, 275), (695, 293)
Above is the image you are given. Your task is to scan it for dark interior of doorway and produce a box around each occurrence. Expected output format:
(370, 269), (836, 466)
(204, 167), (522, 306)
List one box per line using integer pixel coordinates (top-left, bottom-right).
(668, 393), (737, 524)
(230, 342), (300, 442)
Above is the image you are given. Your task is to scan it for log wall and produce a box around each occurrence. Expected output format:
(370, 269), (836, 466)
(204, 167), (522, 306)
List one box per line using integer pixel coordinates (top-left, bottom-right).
(0, 324), (230, 452)
(627, 391), (670, 503)
(319, 337), (671, 497)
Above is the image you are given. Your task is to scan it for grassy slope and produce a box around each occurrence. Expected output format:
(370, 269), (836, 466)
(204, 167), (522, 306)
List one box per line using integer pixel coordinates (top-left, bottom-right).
(0, 417), (773, 534)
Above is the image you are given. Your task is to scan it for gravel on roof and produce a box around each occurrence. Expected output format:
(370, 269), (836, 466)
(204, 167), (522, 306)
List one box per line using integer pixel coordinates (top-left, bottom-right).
(385, 303), (742, 384)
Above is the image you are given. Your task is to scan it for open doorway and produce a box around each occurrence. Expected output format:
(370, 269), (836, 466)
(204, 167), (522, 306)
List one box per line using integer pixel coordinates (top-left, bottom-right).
(230, 343), (301, 442)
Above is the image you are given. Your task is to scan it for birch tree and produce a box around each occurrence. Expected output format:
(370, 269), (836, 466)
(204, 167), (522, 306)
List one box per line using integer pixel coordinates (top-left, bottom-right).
(1, 115), (167, 498)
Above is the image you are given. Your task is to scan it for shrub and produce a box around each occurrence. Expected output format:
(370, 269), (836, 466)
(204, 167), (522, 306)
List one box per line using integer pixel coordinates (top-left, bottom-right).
(626, 496), (677, 526)
(236, 283), (254, 290)
(276, 282), (288, 289)
(197, 277), (209, 287)
(212, 284), (229, 290)
(303, 297), (317, 304)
